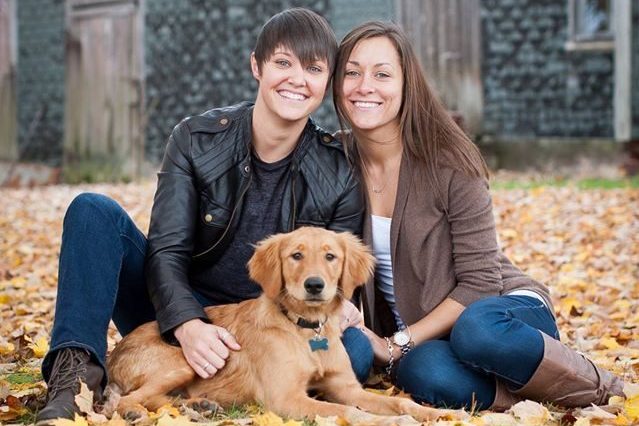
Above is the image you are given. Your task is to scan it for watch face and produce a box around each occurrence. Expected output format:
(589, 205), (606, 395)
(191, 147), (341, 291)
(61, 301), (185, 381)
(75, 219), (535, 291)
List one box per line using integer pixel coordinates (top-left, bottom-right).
(393, 331), (410, 346)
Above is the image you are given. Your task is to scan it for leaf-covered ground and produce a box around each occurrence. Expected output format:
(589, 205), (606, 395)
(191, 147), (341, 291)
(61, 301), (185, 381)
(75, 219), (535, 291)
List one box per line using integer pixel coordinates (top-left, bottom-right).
(0, 176), (638, 425)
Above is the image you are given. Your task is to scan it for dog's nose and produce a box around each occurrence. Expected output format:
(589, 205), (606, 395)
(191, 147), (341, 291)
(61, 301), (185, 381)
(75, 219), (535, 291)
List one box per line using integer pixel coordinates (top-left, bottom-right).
(304, 277), (325, 295)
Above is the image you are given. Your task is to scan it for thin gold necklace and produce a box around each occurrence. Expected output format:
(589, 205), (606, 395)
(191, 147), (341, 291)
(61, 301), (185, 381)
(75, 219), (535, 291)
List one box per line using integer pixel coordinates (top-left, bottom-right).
(360, 157), (401, 195)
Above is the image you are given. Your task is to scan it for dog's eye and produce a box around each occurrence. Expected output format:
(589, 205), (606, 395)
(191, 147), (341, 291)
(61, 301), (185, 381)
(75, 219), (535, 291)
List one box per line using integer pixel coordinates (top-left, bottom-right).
(292, 252), (304, 260)
(325, 253), (336, 261)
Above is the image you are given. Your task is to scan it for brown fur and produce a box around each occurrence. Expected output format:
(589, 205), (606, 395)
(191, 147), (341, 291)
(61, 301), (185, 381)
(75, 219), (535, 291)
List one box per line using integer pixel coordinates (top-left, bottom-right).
(106, 227), (454, 422)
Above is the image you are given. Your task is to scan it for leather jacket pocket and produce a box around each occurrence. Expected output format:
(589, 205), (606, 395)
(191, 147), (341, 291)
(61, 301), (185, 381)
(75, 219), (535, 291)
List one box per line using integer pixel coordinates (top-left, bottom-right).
(193, 196), (232, 256)
(199, 196), (231, 228)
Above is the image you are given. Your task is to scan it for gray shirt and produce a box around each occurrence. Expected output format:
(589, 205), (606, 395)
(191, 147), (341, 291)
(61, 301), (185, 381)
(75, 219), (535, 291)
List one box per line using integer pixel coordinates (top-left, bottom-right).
(194, 151), (292, 305)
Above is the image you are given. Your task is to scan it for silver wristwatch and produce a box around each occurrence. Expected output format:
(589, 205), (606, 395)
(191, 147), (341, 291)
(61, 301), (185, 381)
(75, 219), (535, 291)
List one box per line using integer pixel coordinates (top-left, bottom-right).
(392, 327), (413, 355)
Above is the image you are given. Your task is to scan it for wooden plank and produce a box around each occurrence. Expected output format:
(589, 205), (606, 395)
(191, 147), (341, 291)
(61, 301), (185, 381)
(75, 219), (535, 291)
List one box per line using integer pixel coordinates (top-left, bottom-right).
(614, 0), (632, 141)
(64, 0), (144, 179)
(459, 0), (483, 132)
(0, 0), (17, 160)
(395, 0), (483, 133)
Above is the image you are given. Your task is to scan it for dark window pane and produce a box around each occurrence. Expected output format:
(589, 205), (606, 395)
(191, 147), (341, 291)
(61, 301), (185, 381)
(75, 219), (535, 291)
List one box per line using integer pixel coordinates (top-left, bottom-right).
(575, 0), (612, 38)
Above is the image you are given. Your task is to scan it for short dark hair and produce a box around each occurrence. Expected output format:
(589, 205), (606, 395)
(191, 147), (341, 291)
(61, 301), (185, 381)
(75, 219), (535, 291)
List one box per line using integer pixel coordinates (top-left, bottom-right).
(254, 8), (337, 73)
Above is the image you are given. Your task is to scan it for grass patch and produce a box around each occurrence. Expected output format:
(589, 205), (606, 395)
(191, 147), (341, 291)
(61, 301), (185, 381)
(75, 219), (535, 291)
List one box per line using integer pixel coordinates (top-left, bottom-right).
(15, 410), (38, 425)
(219, 403), (254, 419)
(62, 156), (134, 184)
(4, 370), (42, 385)
(491, 176), (639, 190)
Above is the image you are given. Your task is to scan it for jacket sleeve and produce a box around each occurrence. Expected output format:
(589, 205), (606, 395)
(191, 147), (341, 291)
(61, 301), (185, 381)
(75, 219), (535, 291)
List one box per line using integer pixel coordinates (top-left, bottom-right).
(446, 170), (503, 306)
(327, 170), (365, 237)
(145, 121), (209, 342)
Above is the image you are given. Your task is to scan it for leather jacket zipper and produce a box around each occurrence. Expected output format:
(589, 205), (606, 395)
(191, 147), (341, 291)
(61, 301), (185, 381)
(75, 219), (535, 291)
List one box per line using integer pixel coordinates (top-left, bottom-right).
(193, 171), (253, 259)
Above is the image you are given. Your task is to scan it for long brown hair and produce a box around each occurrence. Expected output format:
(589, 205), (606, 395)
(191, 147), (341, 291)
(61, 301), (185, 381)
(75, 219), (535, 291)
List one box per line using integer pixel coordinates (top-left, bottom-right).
(333, 21), (488, 206)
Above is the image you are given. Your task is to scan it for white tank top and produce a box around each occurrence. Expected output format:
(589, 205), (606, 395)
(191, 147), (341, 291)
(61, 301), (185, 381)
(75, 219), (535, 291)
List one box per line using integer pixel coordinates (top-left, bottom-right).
(371, 215), (405, 329)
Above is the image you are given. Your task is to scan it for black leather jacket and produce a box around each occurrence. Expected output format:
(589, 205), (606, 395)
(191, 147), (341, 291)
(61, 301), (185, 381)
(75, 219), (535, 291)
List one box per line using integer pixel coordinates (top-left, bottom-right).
(146, 102), (364, 338)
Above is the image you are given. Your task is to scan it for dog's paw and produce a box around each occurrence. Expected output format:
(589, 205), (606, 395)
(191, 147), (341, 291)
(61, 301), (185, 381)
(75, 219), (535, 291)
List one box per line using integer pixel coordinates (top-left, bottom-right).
(119, 404), (149, 423)
(184, 397), (219, 413)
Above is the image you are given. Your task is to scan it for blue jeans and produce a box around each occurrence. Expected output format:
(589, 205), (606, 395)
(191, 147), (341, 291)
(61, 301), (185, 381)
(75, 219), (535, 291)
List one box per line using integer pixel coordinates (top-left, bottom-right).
(43, 193), (373, 386)
(395, 295), (559, 409)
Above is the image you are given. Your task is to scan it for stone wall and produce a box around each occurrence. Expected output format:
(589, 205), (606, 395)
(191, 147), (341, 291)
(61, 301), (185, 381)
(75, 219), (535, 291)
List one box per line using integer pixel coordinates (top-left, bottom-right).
(16, 0), (65, 165)
(329, 0), (394, 41)
(481, 0), (614, 138)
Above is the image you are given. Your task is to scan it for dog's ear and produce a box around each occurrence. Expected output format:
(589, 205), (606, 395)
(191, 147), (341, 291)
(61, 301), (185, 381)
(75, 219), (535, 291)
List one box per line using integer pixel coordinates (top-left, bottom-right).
(248, 234), (284, 299)
(339, 232), (376, 299)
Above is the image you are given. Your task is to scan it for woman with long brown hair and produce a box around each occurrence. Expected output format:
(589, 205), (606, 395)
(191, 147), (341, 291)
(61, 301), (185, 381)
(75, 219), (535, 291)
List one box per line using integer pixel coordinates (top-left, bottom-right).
(333, 21), (624, 410)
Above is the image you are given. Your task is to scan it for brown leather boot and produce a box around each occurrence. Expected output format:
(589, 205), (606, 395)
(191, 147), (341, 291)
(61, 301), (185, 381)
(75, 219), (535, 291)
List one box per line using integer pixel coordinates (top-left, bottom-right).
(36, 348), (104, 425)
(489, 379), (521, 411)
(513, 333), (624, 407)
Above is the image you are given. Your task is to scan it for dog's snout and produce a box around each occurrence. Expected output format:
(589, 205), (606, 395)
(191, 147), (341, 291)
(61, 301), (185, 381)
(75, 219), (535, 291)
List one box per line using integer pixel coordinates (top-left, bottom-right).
(304, 277), (325, 295)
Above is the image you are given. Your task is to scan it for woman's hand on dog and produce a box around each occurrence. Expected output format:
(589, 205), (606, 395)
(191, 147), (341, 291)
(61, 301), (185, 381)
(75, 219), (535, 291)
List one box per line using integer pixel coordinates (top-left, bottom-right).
(340, 300), (364, 332)
(175, 319), (241, 379)
(361, 326), (402, 365)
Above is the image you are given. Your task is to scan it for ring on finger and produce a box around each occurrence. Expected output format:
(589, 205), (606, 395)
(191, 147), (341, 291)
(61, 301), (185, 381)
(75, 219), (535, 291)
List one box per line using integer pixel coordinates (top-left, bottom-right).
(202, 362), (211, 371)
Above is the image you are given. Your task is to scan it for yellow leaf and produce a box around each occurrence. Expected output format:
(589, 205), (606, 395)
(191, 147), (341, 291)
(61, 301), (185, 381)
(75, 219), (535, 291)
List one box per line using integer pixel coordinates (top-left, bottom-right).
(74, 381), (107, 422)
(599, 337), (620, 350)
(156, 412), (198, 426)
(577, 404), (617, 420)
(253, 411), (287, 426)
(624, 382), (639, 398)
(508, 400), (550, 425)
(0, 379), (9, 399)
(469, 416), (486, 426)
(625, 395), (639, 420)
(501, 229), (518, 239)
(477, 413), (518, 426)
(152, 403), (181, 418)
(558, 297), (582, 317)
(613, 299), (632, 311)
(0, 341), (15, 355)
(615, 414), (631, 425)
(335, 416), (350, 426)
(314, 416), (340, 426)
(9, 276), (26, 288)
(609, 395), (625, 408)
(104, 412), (128, 426)
(28, 336), (49, 358)
(573, 418), (590, 426)
(74, 382), (94, 415)
(50, 413), (89, 426)
(575, 251), (589, 262)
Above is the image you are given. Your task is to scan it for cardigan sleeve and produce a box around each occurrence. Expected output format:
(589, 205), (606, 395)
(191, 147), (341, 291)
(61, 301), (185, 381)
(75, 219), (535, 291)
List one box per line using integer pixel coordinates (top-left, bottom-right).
(446, 170), (503, 306)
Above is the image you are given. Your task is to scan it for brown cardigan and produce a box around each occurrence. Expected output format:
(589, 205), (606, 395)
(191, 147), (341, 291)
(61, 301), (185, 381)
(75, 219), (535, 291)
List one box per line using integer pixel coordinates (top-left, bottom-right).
(360, 153), (554, 336)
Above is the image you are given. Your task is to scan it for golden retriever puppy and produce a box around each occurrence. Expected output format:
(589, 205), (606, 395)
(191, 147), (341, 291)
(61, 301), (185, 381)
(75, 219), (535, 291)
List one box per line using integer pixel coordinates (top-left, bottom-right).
(106, 227), (452, 422)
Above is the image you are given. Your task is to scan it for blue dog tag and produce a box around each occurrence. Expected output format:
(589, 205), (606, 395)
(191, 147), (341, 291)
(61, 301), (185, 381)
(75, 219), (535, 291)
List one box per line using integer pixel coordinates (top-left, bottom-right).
(309, 336), (329, 352)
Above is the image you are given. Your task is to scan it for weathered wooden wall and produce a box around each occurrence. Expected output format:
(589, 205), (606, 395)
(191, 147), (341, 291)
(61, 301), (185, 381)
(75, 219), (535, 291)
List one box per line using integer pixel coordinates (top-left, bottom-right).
(64, 0), (144, 179)
(395, 0), (483, 133)
(0, 0), (17, 161)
